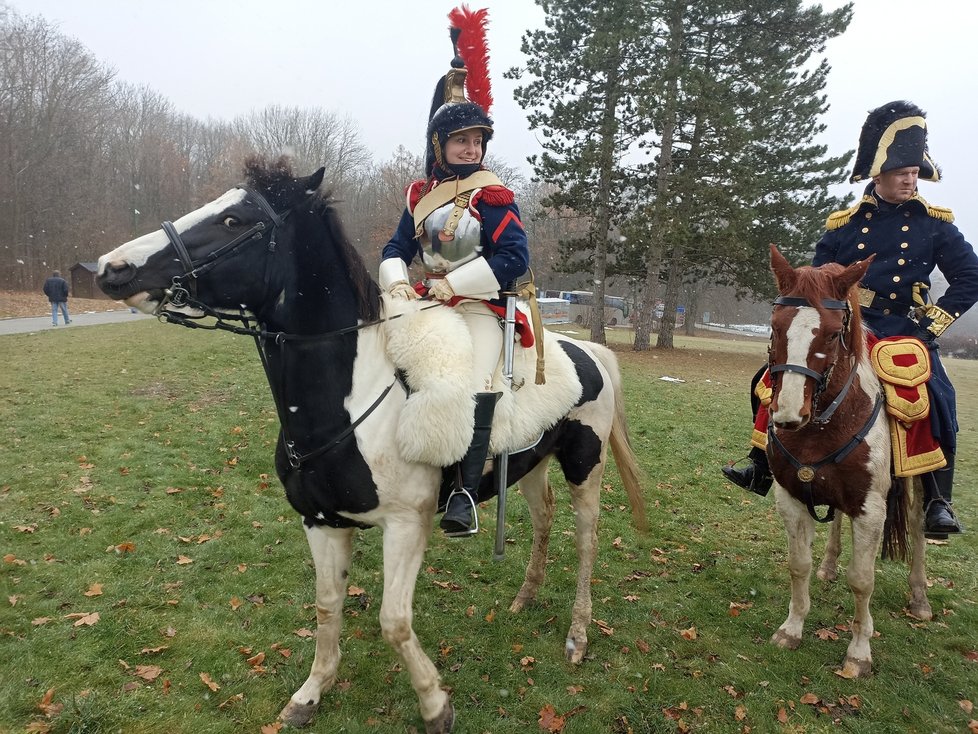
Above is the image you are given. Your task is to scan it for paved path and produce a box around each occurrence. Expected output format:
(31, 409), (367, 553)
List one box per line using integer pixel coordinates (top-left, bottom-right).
(0, 308), (153, 336)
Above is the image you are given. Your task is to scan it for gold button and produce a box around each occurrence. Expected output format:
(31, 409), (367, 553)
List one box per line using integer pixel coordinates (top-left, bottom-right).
(898, 259), (906, 265)
(902, 225), (909, 231)
(901, 243), (909, 249)
(893, 276), (901, 283)
(857, 243), (866, 250)
(904, 211), (911, 217)
(890, 293), (898, 299)
(883, 309), (891, 314)
(865, 213), (873, 219)
(862, 227), (870, 233)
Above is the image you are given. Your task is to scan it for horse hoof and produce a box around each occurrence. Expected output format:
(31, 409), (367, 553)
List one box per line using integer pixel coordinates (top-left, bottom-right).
(908, 602), (933, 622)
(770, 629), (801, 650)
(816, 566), (837, 582)
(840, 657), (872, 678)
(564, 637), (587, 664)
(424, 701), (455, 734)
(279, 699), (319, 728)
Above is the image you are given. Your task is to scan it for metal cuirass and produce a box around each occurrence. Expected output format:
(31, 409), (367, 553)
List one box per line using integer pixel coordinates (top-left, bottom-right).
(420, 202), (483, 274)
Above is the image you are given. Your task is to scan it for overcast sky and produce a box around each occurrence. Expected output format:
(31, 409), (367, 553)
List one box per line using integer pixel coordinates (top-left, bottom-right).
(10, 0), (978, 244)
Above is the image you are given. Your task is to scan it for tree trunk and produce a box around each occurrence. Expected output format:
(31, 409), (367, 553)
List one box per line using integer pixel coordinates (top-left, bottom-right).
(633, 3), (683, 351)
(588, 39), (623, 345)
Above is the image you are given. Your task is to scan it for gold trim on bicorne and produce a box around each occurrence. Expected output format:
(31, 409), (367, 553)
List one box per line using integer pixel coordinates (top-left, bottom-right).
(923, 304), (955, 337)
(868, 115), (926, 178)
(412, 170), (504, 235)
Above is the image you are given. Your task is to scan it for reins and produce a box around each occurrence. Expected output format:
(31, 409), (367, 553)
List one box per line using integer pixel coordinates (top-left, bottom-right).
(768, 294), (882, 523)
(153, 188), (438, 469)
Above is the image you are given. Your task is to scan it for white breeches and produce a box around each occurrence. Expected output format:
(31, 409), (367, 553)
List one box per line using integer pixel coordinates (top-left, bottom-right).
(455, 300), (503, 392)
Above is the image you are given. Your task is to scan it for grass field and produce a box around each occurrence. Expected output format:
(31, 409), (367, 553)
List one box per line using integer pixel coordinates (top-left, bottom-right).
(1, 321), (976, 733)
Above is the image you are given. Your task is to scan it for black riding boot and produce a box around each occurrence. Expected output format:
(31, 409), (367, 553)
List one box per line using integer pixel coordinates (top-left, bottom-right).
(924, 456), (962, 539)
(440, 392), (501, 537)
(722, 446), (773, 497)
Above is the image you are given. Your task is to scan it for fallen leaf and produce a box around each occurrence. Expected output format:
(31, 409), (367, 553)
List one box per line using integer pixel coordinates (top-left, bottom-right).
(83, 583), (103, 597)
(219, 692), (245, 709)
(230, 597), (243, 611)
(594, 619), (614, 636)
(32, 617), (52, 626)
(800, 693), (819, 705)
(64, 612), (100, 627)
(680, 626), (697, 641)
(247, 652), (266, 668)
(260, 722), (284, 734)
(175, 555), (193, 565)
(115, 542), (135, 553)
(485, 608), (495, 623)
(777, 707), (789, 723)
(960, 700), (974, 714)
(538, 703), (566, 733)
(3, 553), (27, 566)
(347, 585), (366, 597)
(199, 672), (220, 692)
(814, 628), (839, 641)
(9, 595), (21, 606)
(140, 645), (169, 655)
(294, 628), (315, 638)
(734, 704), (747, 721)
(135, 665), (162, 682)
(37, 688), (63, 718)
(520, 656), (536, 670)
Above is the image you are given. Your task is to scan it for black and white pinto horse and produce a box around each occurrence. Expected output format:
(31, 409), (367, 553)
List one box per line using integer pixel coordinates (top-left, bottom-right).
(766, 245), (930, 678)
(96, 158), (646, 732)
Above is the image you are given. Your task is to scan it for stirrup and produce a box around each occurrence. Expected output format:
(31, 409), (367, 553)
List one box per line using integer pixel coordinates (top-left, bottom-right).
(440, 488), (479, 537)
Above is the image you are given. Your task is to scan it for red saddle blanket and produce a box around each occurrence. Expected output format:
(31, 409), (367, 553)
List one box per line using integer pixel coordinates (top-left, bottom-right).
(749, 336), (945, 477)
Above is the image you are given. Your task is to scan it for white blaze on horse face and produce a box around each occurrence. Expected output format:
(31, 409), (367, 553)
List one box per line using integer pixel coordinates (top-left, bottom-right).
(97, 189), (246, 274)
(772, 308), (820, 424)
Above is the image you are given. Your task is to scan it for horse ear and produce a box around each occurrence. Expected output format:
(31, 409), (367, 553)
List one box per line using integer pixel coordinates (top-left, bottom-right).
(302, 167), (326, 194)
(769, 244), (796, 293)
(838, 254), (875, 297)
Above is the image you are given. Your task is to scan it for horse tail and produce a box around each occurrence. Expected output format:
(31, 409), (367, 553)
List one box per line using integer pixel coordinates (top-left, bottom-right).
(881, 475), (911, 562)
(592, 345), (648, 533)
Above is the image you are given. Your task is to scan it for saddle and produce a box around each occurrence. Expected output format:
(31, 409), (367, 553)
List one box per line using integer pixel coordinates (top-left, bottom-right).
(869, 336), (946, 477)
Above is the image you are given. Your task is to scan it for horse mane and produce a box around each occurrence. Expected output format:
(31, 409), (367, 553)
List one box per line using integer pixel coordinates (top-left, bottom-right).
(790, 263), (866, 360)
(243, 155), (382, 323)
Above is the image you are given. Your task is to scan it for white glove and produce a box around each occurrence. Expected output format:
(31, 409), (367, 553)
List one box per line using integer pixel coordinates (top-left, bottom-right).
(427, 278), (455, 302)
(388, 280), (420, 301)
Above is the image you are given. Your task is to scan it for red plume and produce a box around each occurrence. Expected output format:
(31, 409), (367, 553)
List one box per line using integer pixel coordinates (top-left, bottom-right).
(449, 5), (493, 116)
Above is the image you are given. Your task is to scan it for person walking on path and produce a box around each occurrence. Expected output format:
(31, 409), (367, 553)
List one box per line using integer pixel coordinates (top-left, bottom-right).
(42, 270), (71, 326)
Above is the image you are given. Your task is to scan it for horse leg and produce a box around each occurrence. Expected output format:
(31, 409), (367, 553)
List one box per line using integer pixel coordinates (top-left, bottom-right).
(840, 493), (885, 677)
(816, 512), (843, 582)
(280, 524), (354, 728)
(563, 469), (602, 665)
(379, 517), (453, 733)
(771, 486), (815, 650)
(907, 477), (933, 620)
(509, 460), (555, 614)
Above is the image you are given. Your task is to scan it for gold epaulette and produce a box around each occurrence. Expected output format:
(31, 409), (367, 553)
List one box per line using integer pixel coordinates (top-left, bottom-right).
(825, 204), (859, 231)
(926, 204), (954, 223)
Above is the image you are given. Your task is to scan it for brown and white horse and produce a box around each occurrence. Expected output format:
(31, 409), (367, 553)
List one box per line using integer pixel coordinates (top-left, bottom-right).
(95, 158), (646, 732)
(766, 245), (930, 678)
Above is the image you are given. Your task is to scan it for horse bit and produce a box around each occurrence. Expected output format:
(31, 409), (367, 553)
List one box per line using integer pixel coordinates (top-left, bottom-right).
(766, 295), (884, 523)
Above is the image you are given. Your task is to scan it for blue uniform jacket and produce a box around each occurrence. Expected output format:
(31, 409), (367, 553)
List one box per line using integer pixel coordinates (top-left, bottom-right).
(813, 184), (978, 451)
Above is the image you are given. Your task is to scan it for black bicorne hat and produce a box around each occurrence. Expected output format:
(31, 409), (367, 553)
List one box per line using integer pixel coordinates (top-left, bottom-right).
(424, 6), (494, 176)
(850, 100), (940, 183)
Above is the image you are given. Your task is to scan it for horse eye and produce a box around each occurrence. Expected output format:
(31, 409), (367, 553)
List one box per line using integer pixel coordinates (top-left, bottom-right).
(223, 216), (238, 228)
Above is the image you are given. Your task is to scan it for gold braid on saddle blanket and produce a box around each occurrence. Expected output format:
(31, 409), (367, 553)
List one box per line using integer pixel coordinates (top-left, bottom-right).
(509, 269), (546, 385)
(869, 337), (947, 477)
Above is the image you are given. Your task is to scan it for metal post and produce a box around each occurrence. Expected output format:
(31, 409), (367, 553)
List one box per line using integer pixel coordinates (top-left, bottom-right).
(493, 293), (517, 561)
